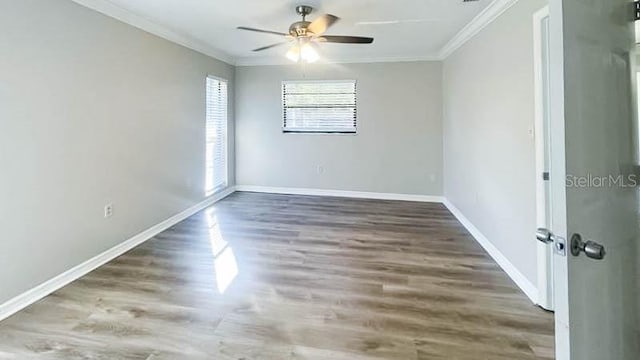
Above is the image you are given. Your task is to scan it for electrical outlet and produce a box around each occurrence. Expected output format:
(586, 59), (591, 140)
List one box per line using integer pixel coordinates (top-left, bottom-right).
(104, 204), (114, 218)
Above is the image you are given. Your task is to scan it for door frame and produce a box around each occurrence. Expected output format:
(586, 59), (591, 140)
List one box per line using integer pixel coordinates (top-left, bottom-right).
(547, 0), (572, 358)
(532, 5), (554, 311)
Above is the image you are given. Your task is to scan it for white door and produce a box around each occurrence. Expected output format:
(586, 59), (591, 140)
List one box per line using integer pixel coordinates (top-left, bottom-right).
(548, 0), (639, 359)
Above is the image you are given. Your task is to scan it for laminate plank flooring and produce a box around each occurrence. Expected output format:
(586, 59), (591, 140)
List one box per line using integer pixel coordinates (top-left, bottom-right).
(0, 192), (554, 359)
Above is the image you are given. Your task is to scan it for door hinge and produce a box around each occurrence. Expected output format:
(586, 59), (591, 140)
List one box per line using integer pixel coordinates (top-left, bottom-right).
(542, 172), (550, 181)
(635, 1), (640, 21)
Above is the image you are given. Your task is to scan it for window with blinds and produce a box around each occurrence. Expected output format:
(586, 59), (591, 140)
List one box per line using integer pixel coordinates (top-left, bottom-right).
(205, 76), (228, 195)
(282, 80), (357, 133)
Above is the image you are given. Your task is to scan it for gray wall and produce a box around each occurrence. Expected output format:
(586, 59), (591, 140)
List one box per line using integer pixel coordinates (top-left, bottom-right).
(443, 0), (547, 284)
(235, 62), (443, 196)
(0, 0), (235, 304)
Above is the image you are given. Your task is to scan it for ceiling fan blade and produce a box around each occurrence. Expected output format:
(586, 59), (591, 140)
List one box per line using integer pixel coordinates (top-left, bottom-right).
(318, 35), (374, 44)
(307, 14), (339, 35)
(253, 42), (289, 52)
(237, 26), (287, 37)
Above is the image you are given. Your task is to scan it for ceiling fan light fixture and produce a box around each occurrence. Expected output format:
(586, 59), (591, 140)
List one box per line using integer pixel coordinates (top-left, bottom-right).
(286, 44), (301, 62)
(300, 42), (319, 63)
(286, 41), (319, 63)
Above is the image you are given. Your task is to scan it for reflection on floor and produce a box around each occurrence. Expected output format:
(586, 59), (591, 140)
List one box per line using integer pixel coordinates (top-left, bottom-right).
(0, 192), (554, 359)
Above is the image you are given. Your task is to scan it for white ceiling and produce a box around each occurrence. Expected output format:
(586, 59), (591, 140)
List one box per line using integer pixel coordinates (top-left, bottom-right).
(76, 0), (493, 65)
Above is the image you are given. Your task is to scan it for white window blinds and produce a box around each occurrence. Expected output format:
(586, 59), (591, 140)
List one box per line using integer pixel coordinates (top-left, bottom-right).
(282, 80), (357, 133)
(206, 77), (228, 194)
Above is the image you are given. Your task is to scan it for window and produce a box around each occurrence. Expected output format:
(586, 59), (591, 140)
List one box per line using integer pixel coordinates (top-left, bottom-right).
(206, 76), (228, 195)
(282, 80), (357, 133)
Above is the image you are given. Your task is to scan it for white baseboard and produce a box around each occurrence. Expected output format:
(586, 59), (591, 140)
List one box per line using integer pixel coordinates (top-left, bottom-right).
(235, 185), (444, 203)
(442, 199), (539, 304)
(0, 186), (236, 322)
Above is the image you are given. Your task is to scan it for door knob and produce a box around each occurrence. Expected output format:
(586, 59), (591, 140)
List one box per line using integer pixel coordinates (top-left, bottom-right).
(536, 228), (554, 243)
(570, 233), (606, 260)
(537, 228), (567, 256)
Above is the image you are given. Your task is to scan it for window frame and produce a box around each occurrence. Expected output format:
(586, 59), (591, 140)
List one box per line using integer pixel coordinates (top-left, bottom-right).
(281, 79), (358, 135)
(205, 75), (229, 196)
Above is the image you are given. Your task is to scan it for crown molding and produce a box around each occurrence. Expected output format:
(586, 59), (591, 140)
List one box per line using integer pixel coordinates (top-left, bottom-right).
(235, 54), (442, 67)
(71, 0), (236, 65)
(437, 0), (521, 60)
(71, 0), (519, 67)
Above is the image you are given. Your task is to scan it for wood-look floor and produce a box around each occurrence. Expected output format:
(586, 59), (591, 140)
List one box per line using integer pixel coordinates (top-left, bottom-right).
(0, 192), (554, 359)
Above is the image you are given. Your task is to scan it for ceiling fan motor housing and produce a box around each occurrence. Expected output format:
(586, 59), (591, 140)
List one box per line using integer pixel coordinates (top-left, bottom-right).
(290, 21), (311, 37)
(291, 5), (314, 36)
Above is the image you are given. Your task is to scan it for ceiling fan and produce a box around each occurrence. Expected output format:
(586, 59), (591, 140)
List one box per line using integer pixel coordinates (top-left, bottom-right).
(237, 5), (374, 63)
